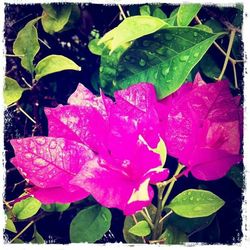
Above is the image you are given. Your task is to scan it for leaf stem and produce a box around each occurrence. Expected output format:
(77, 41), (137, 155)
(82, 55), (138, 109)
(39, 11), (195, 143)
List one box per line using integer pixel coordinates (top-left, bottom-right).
(140, 210), (154, 230)
(38, 38), (51, 49)
(9, 220), (34, 243)
(21, 77), (32, 88)
(118, 4), (126, 20)
(218, 29), (236, 80)
(161, 163), (185, 209)
(5, 54), (24, 57)
(159, 210), (173, 224)
(18, 106), (36, 124)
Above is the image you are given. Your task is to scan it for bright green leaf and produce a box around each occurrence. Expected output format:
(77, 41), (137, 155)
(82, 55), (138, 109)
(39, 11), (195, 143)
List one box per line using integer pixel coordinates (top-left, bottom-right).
(41, 203), (70, 212)
(123, 205), (156, 243)
(35, 55), (81, 80)
(116, 27), (223, 99)
(200, 54), (222, 80)
(167, 189), (225, 218)
(41, 4), (72, 34)
(128, 220), (151, 237)
(153, 8), (167, 19)
(88, 38), (104, 56)
(139, 5), (151, 16)
(5, 218), (17, 233)
(194, 24), (213, 33)
(159, 226), (188, 244)
(177, 4), (201, 26)
(99, 16), (167, 53)
(4, 77), (27, 106)
(13, 197), (41, 220)
(70, 205), (111, 243)
(13, 17), (40, 73)
(227, 166), (243, 189)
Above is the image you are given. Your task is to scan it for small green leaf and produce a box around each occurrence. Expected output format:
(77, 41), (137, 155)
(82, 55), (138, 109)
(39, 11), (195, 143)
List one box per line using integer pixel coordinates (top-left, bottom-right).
(41, 4), (72, 34)
(167, 189), (225, 218)
(99, 16), (167, 53)
(123, 205), (156, 243)
(12, 238), (24, 244)
(88, 38), (104, 56)
(128, 220), (151, 237)
(194, 24), (213, 33)
(152, 8), (167, 19)
(13, 17), (40, 73)
(204, 19), (225, 33)
(35, 55), (81, 80)
(177, 4), (201, 26)
(139, 5), (151, 16)
(5, 218), (17, 233)
(200, 54), (222, 80)
(41, 203), (70, 212)
(116, 27), (223, 99)
(227, 166), (243, 189)
(13, 197), (41, 220)
(70, 205), (111, 243)
(4, 77), (27, 106)
(31, 229), (45, 244)
(159, 226), (188, 244)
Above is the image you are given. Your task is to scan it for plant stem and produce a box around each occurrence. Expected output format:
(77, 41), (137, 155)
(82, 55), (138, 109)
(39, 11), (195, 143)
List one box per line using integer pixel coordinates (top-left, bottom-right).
(140, 210), (154, 230)
(38, 38), (51, 49)
(21, 77), (32, 88)
(5, 54), (24, 57)
(118, 4), (126, 19)
(161, 163), (185, 209)
(218, 29), (236, 80)
(9, 220), (34, 243)
(18, 106), (36, 124)
(159, 210), (173, 224)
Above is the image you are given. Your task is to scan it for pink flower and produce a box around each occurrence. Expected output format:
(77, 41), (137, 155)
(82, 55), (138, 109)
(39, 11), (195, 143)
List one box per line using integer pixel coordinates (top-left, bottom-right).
(158, 73), (242, 180)
(10, 83), (168, 215)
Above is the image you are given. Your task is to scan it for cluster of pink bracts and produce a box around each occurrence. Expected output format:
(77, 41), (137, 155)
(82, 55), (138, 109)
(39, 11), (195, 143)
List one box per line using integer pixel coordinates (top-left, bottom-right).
(10, 73), (242, 215)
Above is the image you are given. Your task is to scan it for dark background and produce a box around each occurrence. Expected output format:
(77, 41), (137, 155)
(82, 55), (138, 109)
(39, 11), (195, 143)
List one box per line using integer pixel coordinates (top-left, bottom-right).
(4, 3), (244, 244)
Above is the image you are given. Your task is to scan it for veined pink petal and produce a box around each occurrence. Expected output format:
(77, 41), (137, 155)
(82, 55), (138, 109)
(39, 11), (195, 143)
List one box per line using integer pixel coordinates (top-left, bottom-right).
(28, 186), (89, 204)
(10, 137), (94, 189)
(45, 105), (108, 153)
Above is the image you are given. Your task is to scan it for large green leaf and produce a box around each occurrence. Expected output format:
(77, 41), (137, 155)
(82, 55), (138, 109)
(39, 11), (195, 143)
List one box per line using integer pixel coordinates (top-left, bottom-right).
(116, 27), (223, 99)
(35, 55), (81, 80)
(70, 205), (111, 243)
(41, 203), (70, 212)
(98, 16), (167, 53)
(167, 189), (225, 218)
(13, 17), (40, 73)
(159, 226), (188, 244)
(177, 4), (201, 26)
(123, 204), (156, 243)
(13, 197), (41, 220)
(4, 77), (27, 106)
(41, 4), (72, 34)
(152, 8), (167, 19)
(128, 220), (151, 237)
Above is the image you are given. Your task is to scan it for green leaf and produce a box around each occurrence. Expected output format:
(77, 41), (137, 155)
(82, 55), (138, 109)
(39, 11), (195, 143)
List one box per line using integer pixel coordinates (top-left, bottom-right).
(41, 4), (72, 34)
(159, 226), (188, 244)
(99, 16), (167, 53)
(166, 208), (216, 234)
(152, 8), (167, 19)
(4, 77), (27, 106)
(5, 218), (17, 233)
(13, 17), (40, 73)
(70, 205), (111, 243)
(88, 38), (104, 56)
(35, 55), (81, 80)
(177, 4), (201, 26)
(123, 205), (156, 243)
(13, 197), (41, 220)
(139, 5), (151, 16)
(12, 238), (24, 244)
(194, 24), (213, 33)
(41, 203), (70, 212)
(31, 229), (45, 244)
(200, 54), (222, 80)
(128, 220), (151, 237)
(227, 166), (243, 189)
(167, 189), (225, 218)
(204, 19), (225, 33)
(116, 27), (223, 99)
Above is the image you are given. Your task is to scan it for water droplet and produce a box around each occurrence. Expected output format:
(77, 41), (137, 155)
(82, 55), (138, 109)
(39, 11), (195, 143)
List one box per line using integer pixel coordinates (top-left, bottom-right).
(49, 140), (57, 149)
(100, 66), (103, 72)
(165, 34), (173, 41)
(36, 137), (46, 145)
(196, 198), (201, 201)
(139, 59), (146, 67)
(154, 72), (158, 79)
(162, 67), (170, 76)
(190, 197), (194, 201)
(187, 191), (192, 196)
(179, 55), (189, 62)
(194, 32), (198, 37)
(25, 153), (32, 159)
(33, 158), (48, 167)
(143, 40), (151, 47)
(194, 52), (199, 58)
